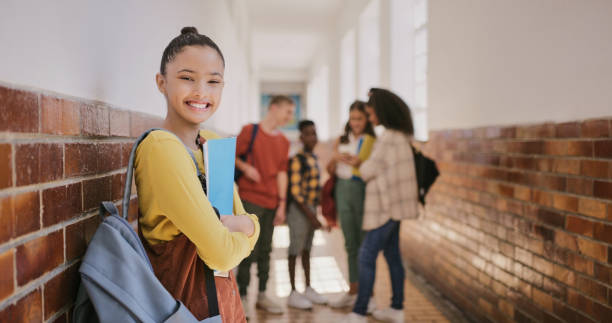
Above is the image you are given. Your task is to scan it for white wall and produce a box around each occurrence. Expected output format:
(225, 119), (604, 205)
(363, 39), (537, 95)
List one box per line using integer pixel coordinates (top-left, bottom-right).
(428, 0), (612, 130)
(0, 0), (256, 134)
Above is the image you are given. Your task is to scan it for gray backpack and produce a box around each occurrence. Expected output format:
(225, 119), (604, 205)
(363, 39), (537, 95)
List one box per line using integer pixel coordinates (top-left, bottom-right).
(73, 128), (222, 323)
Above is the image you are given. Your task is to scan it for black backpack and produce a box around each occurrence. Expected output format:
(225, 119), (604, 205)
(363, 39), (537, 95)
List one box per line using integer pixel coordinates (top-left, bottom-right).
(411, 145), (439, 205)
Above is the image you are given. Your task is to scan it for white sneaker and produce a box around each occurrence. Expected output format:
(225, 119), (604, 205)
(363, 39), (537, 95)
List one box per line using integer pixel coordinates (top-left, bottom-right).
(329, 293), (357, 308)
(240, 295), (251, 320)
(256, 292), (284, 314)
(343, 312), (368, 323)
(287, 290), (313, 310)
(367, 297), (377, 314)
(304, 286), (328, 305)
(372, 307), (405, 323)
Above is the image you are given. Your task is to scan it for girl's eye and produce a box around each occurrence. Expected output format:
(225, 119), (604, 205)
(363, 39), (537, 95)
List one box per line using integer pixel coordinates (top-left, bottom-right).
(180, 76), (194, 81)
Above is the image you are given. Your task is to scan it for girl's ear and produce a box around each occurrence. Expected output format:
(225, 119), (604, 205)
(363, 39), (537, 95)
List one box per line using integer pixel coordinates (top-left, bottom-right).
(155, 73), (167, 96)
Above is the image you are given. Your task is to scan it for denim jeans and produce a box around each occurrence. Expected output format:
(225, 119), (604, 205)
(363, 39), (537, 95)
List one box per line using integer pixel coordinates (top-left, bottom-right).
(353, 219), (405, 315)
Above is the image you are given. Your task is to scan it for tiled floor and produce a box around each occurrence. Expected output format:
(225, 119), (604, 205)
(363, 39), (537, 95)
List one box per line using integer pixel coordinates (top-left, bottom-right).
(240, 225), (469, 323)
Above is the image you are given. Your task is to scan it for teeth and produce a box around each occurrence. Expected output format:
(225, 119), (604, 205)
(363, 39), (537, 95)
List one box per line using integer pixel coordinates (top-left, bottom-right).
(189, 102), (208, 109)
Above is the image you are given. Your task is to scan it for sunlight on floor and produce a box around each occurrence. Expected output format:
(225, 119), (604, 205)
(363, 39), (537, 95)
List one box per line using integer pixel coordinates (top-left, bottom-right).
(273, 256), (350, 298)
(272, 225), (327, 249)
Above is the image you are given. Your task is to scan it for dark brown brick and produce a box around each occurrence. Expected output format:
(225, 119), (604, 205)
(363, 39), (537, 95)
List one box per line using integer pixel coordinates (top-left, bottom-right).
(594, 222), (612, 244)
(0, 87), (39, 133)
(82, 176), (112, 210)
(41, 95), (80, 135)
(43, 263), (79, 320)
(65, 143), (98, 177)
(537, 209), (565, 228)
(581, 160), (611, 179)
(553, 299), (596, 322)
(121, 142), (133, 167)
(13, 191), (40, 237)
(576, 275), (608, 303)
(594, 140), (612, 159)
(566, 215), (594, 237)
(566, 177), (593, 196)
(0, 144), (12, 189)
(594, 263), (612, 285)
(0, 196), (14, 243)
(567, 289), (596, 320)
(593, 181), (612, 200)
(65, 216), (100, 262)
(111, 173), (125, 201)
(0, 249), (14, 301)
(581, 119), (610, 138)
(97, 143), (122, 173)
(517, 124), (555, 139)
(15, 143), (63, 186)
(567, 141), (594, 157)
(110, 109), (130, 137)
(500, 127), (517, 138)
(80, 104), (109, 136)
(42, 183), (82, 227)
(552, 194), (578, 213)
(16, 230), (63, 286)
(555, 122), (580, 138)
(0, 288), (42, 322)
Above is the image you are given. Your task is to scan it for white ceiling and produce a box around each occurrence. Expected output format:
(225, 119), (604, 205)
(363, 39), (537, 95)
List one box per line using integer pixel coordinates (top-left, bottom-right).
(247, 0), (345, 80)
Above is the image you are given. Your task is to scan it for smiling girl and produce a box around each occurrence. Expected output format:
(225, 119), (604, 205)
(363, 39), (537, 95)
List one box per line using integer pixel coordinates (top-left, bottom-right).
(134, 27), (260, 322)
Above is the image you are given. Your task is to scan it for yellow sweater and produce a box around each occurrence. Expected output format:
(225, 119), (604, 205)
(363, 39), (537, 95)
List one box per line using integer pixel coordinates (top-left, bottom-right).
(135, 130), (260, 272)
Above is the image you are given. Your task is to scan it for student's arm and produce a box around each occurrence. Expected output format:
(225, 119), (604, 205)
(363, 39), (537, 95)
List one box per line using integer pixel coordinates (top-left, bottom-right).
(359, 135), (386, 182)
(235, 125), (261, 182)
(274, 170), (287, 225)
(137, 137), (260, 272)
(326, 138), (340, 175)
(288, 157), (321, 228)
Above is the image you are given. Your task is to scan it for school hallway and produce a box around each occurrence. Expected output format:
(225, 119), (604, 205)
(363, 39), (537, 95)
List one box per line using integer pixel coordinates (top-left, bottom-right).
(241, 225), (467, 323)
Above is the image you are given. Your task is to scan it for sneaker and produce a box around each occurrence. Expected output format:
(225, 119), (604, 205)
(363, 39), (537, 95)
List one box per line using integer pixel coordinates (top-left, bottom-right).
(329, 293), (357, 308)
(256, 292), (284, 314)
(342, 312), (367, 323)
(367, 297), (377, 314)
(287, 290), (313, 310)
(304, 286), (328, 305)
(372, 307), (405, 323)
(240, 295), (251, 320)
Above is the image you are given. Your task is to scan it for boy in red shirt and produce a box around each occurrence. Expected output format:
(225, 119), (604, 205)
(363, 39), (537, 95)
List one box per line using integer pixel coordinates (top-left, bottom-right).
(236, 95), (294, 316)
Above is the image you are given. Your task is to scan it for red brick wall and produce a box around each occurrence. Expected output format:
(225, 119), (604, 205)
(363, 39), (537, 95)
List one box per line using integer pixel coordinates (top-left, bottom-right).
(401, 119), (612, 322)
(0, 84), (162, 322)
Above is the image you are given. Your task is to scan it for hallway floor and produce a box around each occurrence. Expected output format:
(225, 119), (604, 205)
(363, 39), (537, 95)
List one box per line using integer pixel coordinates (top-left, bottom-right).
(240, 225), (469, 323)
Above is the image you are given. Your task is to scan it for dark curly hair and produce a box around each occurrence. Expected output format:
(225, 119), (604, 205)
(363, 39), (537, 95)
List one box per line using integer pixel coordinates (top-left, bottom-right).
(367, 88), (414, 136)
(160, 26), (225, 75)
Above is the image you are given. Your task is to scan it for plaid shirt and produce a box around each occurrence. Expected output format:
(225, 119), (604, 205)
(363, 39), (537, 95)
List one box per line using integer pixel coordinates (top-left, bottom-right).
(288, 151), (320, 207)
(360, 129), (419, 230)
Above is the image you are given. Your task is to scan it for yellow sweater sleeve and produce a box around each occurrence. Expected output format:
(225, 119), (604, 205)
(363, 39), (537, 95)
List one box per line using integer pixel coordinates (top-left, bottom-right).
(135, 130), (260, 272)
(352, 134), (376, 178)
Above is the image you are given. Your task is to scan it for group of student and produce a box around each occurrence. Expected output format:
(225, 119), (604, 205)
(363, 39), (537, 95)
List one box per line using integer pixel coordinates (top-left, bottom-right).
(133, 27), (418, 323)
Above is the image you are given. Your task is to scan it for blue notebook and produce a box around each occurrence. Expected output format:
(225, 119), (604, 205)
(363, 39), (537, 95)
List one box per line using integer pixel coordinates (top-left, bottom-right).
(203, 137), (237, 215)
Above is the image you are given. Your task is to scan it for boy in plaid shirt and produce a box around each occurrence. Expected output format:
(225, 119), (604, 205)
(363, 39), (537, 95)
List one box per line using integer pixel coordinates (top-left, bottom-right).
(286, 120), (328, 309)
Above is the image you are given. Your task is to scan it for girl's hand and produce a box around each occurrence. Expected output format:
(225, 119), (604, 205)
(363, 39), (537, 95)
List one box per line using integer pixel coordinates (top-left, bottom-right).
(344, 155), (361, 167)
(221, 215), (255, 237)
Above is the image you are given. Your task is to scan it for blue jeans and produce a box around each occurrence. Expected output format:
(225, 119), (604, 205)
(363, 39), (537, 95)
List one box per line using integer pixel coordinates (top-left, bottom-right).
(353, 219), (405, 315)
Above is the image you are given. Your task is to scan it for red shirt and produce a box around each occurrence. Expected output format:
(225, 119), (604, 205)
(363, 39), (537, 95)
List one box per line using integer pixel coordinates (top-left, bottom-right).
(236, 123), (290, 209)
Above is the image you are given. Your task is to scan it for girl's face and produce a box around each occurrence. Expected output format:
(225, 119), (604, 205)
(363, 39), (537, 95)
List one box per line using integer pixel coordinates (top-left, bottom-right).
(365, 105), (379, 126)
(348, 109), (368, 136)
(156, 45), (225, 125)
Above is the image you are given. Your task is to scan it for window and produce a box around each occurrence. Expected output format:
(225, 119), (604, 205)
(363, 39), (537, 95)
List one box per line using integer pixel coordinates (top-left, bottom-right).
(340, 28), (356, 125)
(357, 0), (380, 101)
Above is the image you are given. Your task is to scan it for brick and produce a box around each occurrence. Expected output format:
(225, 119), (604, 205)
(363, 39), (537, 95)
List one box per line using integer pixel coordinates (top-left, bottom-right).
(535, 158), (554, 172)
(0, 86), (39, 133)
(581, 160), (610, 178)
(97, 143), (122, 173)
(594, 222), (612, 244)
(111, 173), (125, 201)
(500, 127), (516, 138)
(531, 190), (553, 207)
(593, 181), (612, 200)
(0, 196), (14, 243)
(42, 183), (82, 227)
(82, 176), (112, 210)
(0, 288), (42, 322)
(552, 194), (578, 213)
(0, 144), (12, 189)
(566, 215), (594, 237)
(110, 109), (130, 137)
(0, 249), (14, 301)
(532, 288), (553, 311)
(43, 263), (79, 320)
(65, 143), (98, 177)
(514, 186), (531, 201)
(537, 209), (565, 228)
(15, 143), (63, 186)
(566, 289), (595, 319)
(80, 104), (109, 136)
(517, 124), (555, 139)
(577, 198), (607, 219)
(552, 264), (576, 287)
(16, 230), (63, 286)
(121, 142), (133, 167)
(581, 119), (610, 138)
(577, 237), (607, 262)
(570, 253), (594, 276)
(592, 300), (612, 322)
(130, 112), (162, 137)
(567, 141), (594, 157)
(65, 216), (100, 262)
(566, 177), (593, 196)
(553, 159), (581, 175)
(543, 141), (567, 155)
(554, 230), (578, 251)
(594, 263), (612, 285)
(40, 95), (80, 135)
(533, 224), (555, 242)
(13, 190), (40, 237)
(594, 140), (612, 158)
(533, 256), (554, 277)
(555, 122), (580, 138)
(576, 275), (608, 303)
(553, 300), (595, 323)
